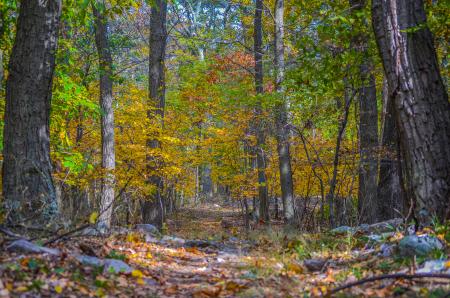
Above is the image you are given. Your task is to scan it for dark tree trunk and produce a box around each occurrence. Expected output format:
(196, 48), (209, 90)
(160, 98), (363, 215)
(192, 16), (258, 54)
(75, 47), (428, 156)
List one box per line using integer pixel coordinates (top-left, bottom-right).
(2, 0), (61, 226)
(349, 0), (379, 224)
(93, 3), (116, 231)
(372, 0), (450, 226)
(0, 49), (3, 87)
(254, 0), (269, 222)
(326, 90), (352, 228)
(201, 163), (213, 199)
(274, 0), (295, 222)
(142, 0), (167, 229)
(377, 79), (404, 220)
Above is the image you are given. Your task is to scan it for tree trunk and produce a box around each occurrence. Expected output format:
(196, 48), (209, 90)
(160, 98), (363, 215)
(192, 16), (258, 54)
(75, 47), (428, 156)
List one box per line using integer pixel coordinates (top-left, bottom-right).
(201, 163), (213, 200)
(254, 0), (269, 223)
(349, 0), (379, 224)
(142, 0), (167, 229)
(377, 79), (404, 220)
(372, 0), (450, 226)
(0, 49), (3, 87)
(93, 3), (116, 231)
(2, 0), (61, 226)
(274, 0), (295, 222)
(326, 90), (352, 228)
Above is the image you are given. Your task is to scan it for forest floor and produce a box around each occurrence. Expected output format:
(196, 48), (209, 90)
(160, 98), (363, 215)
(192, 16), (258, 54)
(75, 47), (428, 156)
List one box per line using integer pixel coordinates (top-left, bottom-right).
(1, 202), (450, 297)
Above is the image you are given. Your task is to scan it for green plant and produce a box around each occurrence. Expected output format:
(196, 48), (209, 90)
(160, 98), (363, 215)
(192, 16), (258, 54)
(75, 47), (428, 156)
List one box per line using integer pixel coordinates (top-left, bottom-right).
(106, 249), (126, 261)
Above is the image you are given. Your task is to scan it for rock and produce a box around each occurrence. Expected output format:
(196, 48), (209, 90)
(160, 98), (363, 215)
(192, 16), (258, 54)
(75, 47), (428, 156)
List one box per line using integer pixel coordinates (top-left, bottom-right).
(398, 235), (444, 257)
(358, 224), (370, 233)
(331, 219), (403, 235)
(330, 226), (354, 234)
(103, 259), (133, 274)
(184, 240), (219, 249)
(6, 239), (60, 256)
(75, 255), (104, 267)
(135, 224), (160, 236)
(80, 227), (103, 236)
(304, 258), (327, 272)
(417, 260), (450, 274)
(366, 218), (403, 233)
(365, 232), (395, 249)
(75, 255), (133, 274)
(380, 244), (396, 257)
(110, 226), (130, 235)
(143, 278), (159, 286)
(161, 236), (185, 246)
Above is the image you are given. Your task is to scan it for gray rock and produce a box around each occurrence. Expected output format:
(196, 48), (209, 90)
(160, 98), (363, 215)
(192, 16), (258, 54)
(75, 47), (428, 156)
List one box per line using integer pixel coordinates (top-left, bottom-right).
(366, 218), (403, 233)
(6, 239), (60, 256)
(358, 224), (370, 233)
(304, 258), (327, 272)
(380, 244), (396, 257)
(110, 226), (130, 235)
(330, 226), (354, 234)
(331, 219), (403, 235)
(161, 236), (185, 246)
(75, 255), (104, 267)
(399, 235), (444, 257)
(80, 227), (103, 236)
(417, 260), (450, 274)
(103, 259), (133, 274)
(75, 255), (133, 274)
(135, 224), (160, 236)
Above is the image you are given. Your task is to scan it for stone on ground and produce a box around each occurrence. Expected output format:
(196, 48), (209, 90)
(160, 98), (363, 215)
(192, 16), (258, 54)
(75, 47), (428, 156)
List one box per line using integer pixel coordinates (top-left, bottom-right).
(6, 239), (60, 256)
(398, 235), (444, 257)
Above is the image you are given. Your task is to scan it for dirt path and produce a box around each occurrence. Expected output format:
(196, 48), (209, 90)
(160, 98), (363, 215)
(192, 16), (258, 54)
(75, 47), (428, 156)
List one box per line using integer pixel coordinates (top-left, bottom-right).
(2, 203), (448, 297)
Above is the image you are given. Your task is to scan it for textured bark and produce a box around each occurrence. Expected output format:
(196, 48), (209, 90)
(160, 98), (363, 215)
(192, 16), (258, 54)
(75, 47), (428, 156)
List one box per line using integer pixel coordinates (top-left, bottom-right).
(2, 0), (61, 226)
(254, 0), (269, 222)
(377, 79), (404, 220)
(349, 0), (379, 224)
(0, 49), (3, 86)
(93, 4), (116, 231)
(274, 0), (295, 222)
(142, 0), (167, 229)
(372, 0), (450, 225)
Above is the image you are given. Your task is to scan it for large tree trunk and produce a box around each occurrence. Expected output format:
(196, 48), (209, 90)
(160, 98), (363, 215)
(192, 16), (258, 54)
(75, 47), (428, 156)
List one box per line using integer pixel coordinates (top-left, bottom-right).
(372, 0), (450, 226)
(274, 0), (295, 222)
(2, 0), (61, 226)
(349, 0), (379, 224)
(254, 0), (269, 222)
(377, 79), (404, 220)
(93, 4), (116, 231)
(142, 0), (167, 229)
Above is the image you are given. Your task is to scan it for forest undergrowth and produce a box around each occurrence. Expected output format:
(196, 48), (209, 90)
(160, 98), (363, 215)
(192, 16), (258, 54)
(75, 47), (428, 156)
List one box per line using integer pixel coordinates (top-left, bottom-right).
(1, 202), (449, 297)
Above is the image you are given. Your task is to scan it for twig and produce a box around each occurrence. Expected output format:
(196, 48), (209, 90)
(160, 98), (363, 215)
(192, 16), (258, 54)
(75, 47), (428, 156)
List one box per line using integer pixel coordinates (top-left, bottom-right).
(43, 223), (92, 246)
(329, 273), (450, 295)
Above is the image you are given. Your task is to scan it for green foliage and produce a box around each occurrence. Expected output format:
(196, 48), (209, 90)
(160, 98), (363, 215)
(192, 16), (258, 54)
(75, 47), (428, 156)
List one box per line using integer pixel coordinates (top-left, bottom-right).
(106, 250), (127, 261)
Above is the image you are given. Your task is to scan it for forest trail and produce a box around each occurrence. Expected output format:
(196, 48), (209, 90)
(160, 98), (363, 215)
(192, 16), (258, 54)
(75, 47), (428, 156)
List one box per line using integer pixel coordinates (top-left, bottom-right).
(1, 202), (450, 297)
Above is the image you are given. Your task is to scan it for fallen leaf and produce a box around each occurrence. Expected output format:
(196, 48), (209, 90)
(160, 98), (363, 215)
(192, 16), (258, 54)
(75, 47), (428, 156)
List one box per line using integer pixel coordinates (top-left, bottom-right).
(132, 269), (144, 278)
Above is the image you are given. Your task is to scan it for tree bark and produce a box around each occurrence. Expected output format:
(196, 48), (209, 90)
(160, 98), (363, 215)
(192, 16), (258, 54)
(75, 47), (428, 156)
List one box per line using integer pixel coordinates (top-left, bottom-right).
(254, 0), (269, 222)
(349, 0), (379, 224)
(142, 0), (167, 229)
(2, 0), (61, 226)
(93, 3), (116, 231)
(377, 78), (404, 220)
(372, 0), (450, 226)
(274, 0), (295, 222)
